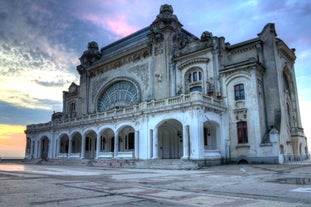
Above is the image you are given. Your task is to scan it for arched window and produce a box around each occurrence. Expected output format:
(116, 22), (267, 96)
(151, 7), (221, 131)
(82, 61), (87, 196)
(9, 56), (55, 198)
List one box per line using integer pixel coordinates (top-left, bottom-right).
(186, 68), (203, 93)
(283, 72), (290, 92)
(188, 71), (202, 83)
(97, 81), (138, 112)
(68, 102), (76, 118)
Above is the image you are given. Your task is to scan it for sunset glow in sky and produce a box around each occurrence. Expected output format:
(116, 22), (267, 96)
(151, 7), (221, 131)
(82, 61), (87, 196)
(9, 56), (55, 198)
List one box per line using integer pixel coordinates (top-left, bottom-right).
(1, 0), (311, 158)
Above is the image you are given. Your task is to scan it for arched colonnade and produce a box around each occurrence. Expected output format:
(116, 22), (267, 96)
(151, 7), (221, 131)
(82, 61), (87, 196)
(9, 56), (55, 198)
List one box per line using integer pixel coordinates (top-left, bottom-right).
(25, 118), (222, 160)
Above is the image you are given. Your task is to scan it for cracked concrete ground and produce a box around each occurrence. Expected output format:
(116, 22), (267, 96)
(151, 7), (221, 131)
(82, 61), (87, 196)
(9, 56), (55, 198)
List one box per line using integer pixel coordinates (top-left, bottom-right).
(1, 161), (311, 207)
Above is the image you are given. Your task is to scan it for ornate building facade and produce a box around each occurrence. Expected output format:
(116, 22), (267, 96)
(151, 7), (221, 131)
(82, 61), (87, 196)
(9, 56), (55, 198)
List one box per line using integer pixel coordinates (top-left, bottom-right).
(25, 4), (308, 167)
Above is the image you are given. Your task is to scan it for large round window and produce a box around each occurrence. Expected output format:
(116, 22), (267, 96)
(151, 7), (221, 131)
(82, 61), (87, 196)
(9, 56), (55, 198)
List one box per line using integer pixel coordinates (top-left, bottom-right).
(97, 81), (138, 112)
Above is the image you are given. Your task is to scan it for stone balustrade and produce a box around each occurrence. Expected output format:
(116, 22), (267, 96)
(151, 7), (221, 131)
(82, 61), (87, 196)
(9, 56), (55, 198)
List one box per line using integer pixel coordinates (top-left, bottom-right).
(26, 92), (225, 133)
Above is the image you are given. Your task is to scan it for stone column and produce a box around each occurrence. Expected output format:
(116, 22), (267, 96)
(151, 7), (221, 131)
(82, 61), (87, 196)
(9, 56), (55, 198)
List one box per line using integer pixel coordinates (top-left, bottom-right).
(153, 129), (159, 159)
(30, 139), (34, 159)
(50, 135), (55, 159)
(96, 134), (101, 159)
(114, 132), (119, 158)
(68, 138), (72, 158)
(33, 140), (38, 159)
(182, 125), (190, 159)
(25, 138), (29, 156)
(36, 139), (40, 158)
(48, 138), (52, 159)
(134, 131), (139, 159)
(81, 135), (86, 159)
(149, 129), (153, 159)
(54, 139), (58, 158)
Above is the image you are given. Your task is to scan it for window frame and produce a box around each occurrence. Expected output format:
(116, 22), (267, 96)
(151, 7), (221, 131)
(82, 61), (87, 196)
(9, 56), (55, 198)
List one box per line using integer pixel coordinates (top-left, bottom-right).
(234, 84), (245, 100)
(237, 121), (248, 144)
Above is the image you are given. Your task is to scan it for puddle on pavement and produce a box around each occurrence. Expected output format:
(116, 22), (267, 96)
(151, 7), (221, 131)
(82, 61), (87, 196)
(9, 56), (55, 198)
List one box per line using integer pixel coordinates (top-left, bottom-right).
(0, 163), (102, 176)
(0, 164), (25, 171)
(269, 178), (311, 185)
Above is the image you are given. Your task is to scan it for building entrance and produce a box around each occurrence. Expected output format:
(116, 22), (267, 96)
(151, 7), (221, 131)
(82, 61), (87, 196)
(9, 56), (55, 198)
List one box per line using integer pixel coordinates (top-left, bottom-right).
(158, 119), (183, 159)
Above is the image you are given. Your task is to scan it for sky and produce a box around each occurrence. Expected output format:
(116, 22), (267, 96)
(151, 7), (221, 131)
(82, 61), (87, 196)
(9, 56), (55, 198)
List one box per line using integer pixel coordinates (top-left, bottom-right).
(0, 0), (311, 158)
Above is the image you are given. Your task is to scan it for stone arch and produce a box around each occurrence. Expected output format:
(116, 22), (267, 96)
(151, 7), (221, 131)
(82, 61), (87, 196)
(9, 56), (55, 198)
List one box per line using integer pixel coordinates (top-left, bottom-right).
(40, 136), (49, 160)
(84, 129), (97, 159)
(59, 134), (69, 154)
(283, 67), (295, 98)
(71, 132), (82, 154)
(156, 119), (183, 159)
(99, 128), (115, 153)
(96, 77), (141, 112)
(224, 72), (251, 104)
(238, 159), (249, 164)
(203, 120), (220, 150)
(283, 67), (297, 128)
(118, 125), (135, 152)
(224, 71), (251, 86)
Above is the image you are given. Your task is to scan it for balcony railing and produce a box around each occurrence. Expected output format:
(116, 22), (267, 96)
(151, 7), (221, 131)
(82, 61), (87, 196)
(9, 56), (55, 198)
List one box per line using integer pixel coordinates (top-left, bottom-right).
(26, 92), (225, 133)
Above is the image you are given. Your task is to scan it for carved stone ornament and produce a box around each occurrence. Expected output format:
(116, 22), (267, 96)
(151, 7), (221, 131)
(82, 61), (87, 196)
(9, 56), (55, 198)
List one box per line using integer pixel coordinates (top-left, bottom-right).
(151, 4), (182, 33)
(79, 41), (102, 67)
(201, 31), (213, 41)
(150, 32), (164, 44)
(201, 31), (213, 46)
(174, 32), (189, 49)
(88, 49), (150, 78)
(234, 109), (247, 120)
(154, 45), (164, 55)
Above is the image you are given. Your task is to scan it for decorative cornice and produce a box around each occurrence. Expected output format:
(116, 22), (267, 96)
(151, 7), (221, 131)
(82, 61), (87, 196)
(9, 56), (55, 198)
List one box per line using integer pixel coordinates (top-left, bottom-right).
(88, 48), (150, 78)
(178, 58), (209, 70)
(277, 39), (296, 62)
(220, 58), (265, 75)
(229, 44), (256, 56)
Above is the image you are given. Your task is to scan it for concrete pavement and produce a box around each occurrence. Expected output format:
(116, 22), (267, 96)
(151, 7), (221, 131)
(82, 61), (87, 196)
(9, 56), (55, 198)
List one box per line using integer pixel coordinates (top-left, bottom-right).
(1, 161), (311, 206)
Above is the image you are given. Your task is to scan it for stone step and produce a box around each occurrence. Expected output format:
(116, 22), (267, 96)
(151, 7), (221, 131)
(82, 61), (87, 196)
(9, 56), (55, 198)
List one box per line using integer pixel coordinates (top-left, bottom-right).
(39, 159), (92, 166)
(92, 159), (199, 169)
(35, 158), (208, 169)
(92, 159), (136, 168)
(135, 159), (199, 170)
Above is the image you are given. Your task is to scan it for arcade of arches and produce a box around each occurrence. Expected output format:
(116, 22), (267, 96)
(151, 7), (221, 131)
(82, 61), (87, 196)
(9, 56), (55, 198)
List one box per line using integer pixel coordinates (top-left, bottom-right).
(25, 119), (221, 160)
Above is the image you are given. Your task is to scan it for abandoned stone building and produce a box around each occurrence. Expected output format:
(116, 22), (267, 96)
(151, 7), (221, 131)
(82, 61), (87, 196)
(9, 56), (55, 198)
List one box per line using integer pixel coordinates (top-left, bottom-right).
(25, 4), (308, 167)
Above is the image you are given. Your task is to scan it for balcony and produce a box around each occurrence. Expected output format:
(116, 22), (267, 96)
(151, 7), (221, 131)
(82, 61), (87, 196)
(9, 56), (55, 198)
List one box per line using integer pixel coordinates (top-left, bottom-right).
(26, 92), (226, 133)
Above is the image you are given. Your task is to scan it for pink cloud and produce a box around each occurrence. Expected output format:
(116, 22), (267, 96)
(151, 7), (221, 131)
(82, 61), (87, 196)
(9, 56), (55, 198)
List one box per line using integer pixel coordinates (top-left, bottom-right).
(82, 14), (138, 38)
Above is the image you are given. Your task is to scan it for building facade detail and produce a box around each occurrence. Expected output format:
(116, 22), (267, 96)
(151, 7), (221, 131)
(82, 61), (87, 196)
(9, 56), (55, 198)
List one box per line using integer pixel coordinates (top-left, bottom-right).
(25, 4), (308, 166)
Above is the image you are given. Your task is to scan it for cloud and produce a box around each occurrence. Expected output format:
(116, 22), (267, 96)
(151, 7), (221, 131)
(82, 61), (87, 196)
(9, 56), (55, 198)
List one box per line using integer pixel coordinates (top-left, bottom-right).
(0, 90), (61, 110)
(81, 14), (139, 39)
(33, 79), (68, 87)
(0, 1), (80, 113)
(0, 100), (55, 125)
(0, 75), (65, 110)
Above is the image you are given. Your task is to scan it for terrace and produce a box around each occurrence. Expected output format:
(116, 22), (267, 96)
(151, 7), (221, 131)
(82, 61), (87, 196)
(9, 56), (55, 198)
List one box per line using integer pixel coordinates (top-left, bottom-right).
(26, 92), (226, 133)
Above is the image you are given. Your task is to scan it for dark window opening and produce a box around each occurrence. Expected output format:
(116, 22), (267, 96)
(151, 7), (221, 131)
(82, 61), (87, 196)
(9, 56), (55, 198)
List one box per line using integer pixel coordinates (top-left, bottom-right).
(237, 121), (248, 144)
(234, 84), (245, 100)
